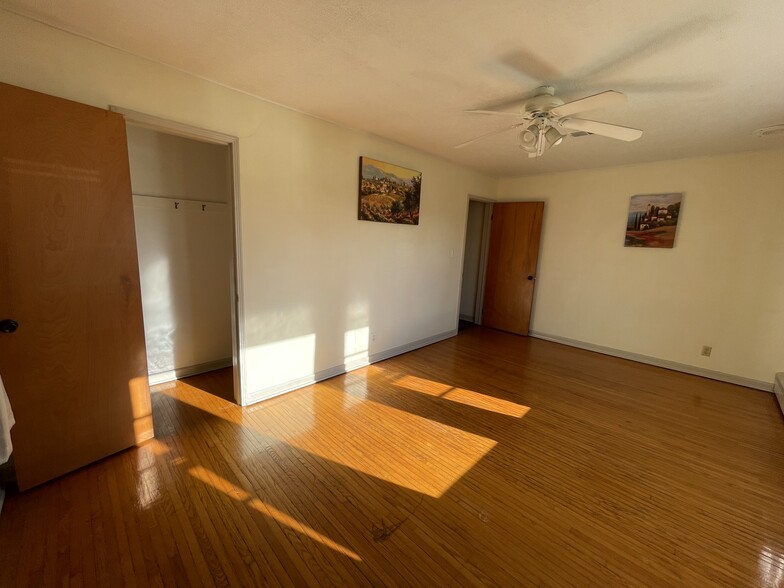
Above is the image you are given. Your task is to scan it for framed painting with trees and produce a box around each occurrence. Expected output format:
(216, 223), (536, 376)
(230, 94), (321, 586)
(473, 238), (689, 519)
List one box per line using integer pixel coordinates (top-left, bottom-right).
(358, 157), (421, 225)
(625, 193), (683, 248)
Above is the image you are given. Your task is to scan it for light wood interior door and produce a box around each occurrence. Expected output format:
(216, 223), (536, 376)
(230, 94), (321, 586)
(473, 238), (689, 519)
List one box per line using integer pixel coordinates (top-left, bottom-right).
(482, 201), (544, 335)
(0, 83), (152, 490)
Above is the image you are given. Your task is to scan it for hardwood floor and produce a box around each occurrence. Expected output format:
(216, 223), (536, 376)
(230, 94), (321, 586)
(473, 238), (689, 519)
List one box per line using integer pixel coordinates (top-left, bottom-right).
(1, 327), (782, 586)
(180, 368), (236, 403)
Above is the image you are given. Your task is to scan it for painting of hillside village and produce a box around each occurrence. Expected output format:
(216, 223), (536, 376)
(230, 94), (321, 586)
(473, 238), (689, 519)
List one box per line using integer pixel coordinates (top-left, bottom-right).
(359, 157), (421, 225)
(625, 192), (683, 248)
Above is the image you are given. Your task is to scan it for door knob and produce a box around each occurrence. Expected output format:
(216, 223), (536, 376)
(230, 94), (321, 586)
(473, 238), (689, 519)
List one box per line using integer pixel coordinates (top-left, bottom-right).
(0, 319), (19, 333)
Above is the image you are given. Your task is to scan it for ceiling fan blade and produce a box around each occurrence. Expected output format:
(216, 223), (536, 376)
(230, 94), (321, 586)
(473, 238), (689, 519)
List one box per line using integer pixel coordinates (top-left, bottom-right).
(577, 16), (726, 82)
(579, 79), (716, 94)
(559, 118), (642, 142)
(497, 49), (563, 86)
(550, 90), (626, 118)
(454, 122), (528, 149)
(465, 109), (525, 117)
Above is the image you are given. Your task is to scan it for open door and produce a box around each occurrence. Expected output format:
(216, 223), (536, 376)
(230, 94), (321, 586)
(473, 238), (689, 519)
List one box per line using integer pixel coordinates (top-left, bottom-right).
(0, 83), (152, 490)
(482, 201), (544, 335)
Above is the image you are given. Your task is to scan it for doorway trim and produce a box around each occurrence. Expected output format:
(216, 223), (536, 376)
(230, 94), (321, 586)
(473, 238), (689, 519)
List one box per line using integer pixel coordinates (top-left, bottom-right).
(109, 106), (246, 405)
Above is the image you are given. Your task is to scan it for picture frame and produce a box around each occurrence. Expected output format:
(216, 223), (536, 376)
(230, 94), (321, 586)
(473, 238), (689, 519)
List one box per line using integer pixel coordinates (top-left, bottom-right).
(358, 156), (421, 225)
(625, 193), (684, 248)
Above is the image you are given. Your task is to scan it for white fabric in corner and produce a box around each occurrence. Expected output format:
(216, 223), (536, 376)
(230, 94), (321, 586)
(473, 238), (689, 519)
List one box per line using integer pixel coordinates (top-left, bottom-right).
(0, 376), (15, 464)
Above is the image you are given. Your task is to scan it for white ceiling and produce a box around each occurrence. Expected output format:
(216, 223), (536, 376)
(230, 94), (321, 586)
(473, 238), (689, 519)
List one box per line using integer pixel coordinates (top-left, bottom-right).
(4, 0), (784, 176)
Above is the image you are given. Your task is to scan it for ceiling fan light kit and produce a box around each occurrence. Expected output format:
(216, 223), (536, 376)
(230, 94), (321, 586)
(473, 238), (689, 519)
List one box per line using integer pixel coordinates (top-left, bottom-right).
(545, 127), (564, 147)
(460, 86), (643, 159)
(519, 127), (538, 151)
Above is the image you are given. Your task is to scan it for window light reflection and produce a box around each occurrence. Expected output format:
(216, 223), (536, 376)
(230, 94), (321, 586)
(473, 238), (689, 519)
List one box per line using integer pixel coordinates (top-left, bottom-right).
(758, 546), (784, 587)
(343, 326), (370, 371)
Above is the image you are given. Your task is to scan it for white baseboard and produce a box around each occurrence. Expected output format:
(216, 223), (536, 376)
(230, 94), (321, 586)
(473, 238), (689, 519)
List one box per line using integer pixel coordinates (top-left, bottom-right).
(368, 329), (457, 365)
(775, 373), (784, 414)
(529, 331), (774, 393)
(148, 357), (233, 386)
(244, 329), (457, 406)
(459, 313), (474, 322)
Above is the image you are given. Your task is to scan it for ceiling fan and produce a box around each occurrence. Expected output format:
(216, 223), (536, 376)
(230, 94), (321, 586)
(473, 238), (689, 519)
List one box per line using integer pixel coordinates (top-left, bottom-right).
(455, 86), (643, 157)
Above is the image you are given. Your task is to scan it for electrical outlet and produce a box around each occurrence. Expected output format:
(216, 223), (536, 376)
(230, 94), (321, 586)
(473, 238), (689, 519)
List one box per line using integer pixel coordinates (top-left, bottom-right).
(371, 332), (377, 342)
(701, 345), (712, 357)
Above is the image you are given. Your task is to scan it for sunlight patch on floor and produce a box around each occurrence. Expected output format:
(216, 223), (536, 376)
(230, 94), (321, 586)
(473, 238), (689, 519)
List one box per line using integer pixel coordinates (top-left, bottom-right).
(143, 438), (171, 456)
(135, 444), (162, 510)
(283, 391), (498, 497)
(189, 466), (362, 561)
(394, 374), (530, 418)
(158, 382), (496, 498)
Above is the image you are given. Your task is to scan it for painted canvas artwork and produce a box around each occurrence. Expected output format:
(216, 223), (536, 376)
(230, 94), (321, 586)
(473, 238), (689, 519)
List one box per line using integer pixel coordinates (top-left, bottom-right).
(625, 193), (683, 248)
(358, 157), (422, 225)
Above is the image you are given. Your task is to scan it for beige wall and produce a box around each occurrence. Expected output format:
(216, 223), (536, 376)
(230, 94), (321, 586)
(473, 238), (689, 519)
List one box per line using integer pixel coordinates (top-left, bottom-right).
(4, 9), (779, 396)
(499, 151), (784, 385)
(0, 11), (497, 403)
(127, 125), (232, 203)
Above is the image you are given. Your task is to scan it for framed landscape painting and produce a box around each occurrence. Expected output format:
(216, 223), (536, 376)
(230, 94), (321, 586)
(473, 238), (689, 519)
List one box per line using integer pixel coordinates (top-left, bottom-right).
(358, 156), (422, 225)
(625, 192), (684, 248)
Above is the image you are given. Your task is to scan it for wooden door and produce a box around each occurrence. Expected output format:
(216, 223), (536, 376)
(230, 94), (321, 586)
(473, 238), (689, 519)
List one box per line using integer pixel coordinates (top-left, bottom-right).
(0, 83), (152, 490)
(482, 202), (544, 335)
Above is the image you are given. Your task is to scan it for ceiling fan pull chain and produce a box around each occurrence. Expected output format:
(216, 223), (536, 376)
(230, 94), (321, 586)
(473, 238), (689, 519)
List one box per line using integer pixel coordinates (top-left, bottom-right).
(537, 126), (545, 157)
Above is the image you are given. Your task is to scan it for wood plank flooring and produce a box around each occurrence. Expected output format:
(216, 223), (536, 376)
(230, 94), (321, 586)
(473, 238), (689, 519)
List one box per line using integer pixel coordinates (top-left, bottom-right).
(180, 368), (235, 403)
(1, 327), (783, 586)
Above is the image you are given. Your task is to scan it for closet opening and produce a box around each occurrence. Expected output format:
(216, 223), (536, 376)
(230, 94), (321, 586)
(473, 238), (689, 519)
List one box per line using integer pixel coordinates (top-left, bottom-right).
(116, 109), (244, 404)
